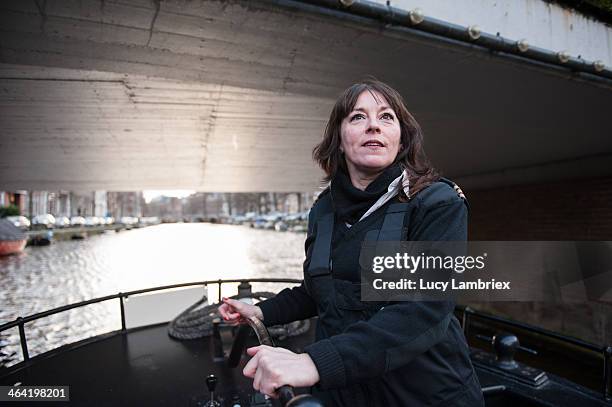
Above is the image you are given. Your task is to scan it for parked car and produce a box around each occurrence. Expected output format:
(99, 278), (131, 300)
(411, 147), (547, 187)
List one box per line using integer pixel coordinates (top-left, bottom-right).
(70, 216), (86, 227)
(119, 216), (138, 226)
(285, 211), (309, 222)
(32, 214), (56, 229)
(138, 217), (160, 226)
(84, 216), (101, 227)
(251, 217), (266, 229)
(265, 212), (284, 222)
(274, 221), (288, 231)
(6, 216), (30, 230)
(230, 215), (247, 225)
(54, 216), (70, 228)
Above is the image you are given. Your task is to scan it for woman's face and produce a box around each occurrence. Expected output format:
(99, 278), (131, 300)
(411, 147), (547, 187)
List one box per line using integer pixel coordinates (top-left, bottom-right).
(340, 90), (402, 178)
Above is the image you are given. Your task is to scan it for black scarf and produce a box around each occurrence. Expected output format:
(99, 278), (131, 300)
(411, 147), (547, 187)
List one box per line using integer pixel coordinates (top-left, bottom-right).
(331, 163), (402, 225)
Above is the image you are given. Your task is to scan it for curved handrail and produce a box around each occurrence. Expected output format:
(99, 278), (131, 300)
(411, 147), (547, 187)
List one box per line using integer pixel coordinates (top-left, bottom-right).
(0, 278), (301, 332)
(0, 278), (302, 364)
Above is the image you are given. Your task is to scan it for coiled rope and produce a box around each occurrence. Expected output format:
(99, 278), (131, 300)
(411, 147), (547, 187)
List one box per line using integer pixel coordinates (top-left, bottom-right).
(168, 292), (310, 340)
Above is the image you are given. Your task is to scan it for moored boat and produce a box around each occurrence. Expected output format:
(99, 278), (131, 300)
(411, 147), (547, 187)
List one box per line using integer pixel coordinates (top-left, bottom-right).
(0, 219), (27, 256)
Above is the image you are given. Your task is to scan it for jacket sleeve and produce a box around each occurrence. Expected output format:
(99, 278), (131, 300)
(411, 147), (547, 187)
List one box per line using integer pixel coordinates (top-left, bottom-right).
(257, 281), (317, 326)
(304, 190), (468, 389)
(256, 210), (319, 326)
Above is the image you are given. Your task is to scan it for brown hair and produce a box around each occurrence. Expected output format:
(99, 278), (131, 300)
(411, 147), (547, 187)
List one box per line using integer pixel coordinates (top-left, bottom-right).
(312, 78), (439, 199)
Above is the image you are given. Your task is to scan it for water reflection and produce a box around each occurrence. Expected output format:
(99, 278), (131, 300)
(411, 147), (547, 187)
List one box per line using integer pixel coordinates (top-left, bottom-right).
(0, 223), (305, 366)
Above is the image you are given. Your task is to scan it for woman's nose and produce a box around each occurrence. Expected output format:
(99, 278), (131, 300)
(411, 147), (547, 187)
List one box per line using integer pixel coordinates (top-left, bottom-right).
(366, 119), (381, 133)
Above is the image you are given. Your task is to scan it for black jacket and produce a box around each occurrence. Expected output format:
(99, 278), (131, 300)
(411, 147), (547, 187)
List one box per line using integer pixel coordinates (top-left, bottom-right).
(258, 180), (484, 406)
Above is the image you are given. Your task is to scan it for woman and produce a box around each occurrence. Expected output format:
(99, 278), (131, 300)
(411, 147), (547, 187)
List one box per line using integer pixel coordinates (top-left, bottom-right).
(219, 79), (484, 406)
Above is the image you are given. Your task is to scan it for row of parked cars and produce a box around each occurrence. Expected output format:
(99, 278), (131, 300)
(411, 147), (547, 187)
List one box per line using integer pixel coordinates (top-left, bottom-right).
(6, 215), (158, 230)
(229, 211), (309, 232)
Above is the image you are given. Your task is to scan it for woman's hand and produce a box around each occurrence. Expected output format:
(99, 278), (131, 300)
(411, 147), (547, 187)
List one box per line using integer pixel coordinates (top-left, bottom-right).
(243, 345), (320, 397)
(218, 297), (264, 325)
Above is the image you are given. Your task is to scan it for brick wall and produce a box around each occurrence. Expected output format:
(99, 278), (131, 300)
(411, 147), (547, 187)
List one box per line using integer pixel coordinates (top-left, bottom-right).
(467, 176), (612, 241)
(463, 176), (612, 345)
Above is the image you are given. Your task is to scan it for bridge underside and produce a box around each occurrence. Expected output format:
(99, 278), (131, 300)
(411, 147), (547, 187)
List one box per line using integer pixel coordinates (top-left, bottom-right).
(0, 0), (610, 191)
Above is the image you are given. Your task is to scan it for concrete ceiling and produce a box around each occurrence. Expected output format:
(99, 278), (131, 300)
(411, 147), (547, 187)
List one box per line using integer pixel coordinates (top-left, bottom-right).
(0, 0), (611, 192)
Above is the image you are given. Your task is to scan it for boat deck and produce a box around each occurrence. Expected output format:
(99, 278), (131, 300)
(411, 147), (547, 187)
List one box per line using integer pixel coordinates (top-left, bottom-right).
(1, 320), (610, 406)
(0, 323), (314, 406)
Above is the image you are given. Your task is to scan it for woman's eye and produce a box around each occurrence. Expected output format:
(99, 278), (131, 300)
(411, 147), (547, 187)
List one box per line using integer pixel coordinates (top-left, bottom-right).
(381, 112), (394, 120)
(350, 113), (365, 121)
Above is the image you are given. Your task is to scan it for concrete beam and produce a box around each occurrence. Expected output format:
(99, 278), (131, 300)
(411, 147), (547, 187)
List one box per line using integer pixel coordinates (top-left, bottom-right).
(0, 0), (611, 192)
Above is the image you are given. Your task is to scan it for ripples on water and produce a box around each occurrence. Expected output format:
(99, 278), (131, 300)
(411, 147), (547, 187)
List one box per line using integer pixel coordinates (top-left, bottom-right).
(0, 223), (305, 367)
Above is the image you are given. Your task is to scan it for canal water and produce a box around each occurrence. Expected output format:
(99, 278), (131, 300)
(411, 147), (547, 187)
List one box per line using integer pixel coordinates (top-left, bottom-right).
(0, 223), (305, 367)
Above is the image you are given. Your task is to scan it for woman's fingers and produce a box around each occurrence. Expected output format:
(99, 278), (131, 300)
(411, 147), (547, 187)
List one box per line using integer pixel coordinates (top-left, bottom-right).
(253, 361), (263, 392)
(245, 347), (280, 397)
(219, 298), (245, 323)
(222, 297), (243, 310)
(242, 347), (320, 394)
(218, 297), (263, 326)
(243, 347), (261, 378)
(244, 345), (276, 396)
(218, 304), (232, 319)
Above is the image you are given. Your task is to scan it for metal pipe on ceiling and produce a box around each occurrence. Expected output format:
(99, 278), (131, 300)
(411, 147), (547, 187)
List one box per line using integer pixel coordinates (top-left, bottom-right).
(269, 0), (612, 85)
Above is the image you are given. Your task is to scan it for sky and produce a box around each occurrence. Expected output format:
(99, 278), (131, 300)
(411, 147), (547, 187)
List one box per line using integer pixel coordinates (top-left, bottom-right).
(142, 190), (195, 203)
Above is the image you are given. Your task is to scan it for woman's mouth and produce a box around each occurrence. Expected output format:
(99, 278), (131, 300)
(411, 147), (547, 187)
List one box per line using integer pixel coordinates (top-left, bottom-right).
(362, 140), (385, 148)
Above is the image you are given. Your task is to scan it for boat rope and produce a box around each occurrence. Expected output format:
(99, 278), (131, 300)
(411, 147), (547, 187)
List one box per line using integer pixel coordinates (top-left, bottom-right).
(167, 292), (310, 341)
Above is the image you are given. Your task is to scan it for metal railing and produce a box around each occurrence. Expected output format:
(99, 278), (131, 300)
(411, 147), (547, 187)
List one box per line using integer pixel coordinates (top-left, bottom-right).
(458, 306), (611, 401)
(0, 278), (301, 363)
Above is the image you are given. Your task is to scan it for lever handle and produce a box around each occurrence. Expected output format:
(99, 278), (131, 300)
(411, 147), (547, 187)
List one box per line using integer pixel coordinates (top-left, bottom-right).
(242, 316), (324, 407)
(476, 333), (538, 356)
(206, 374), (218, 392)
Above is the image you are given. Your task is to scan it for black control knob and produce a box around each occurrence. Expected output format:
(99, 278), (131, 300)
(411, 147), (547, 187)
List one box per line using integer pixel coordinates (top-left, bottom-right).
(203, 374), (220, 407)
(492, 332), (519, 369)
(206, 374), (218, 393)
